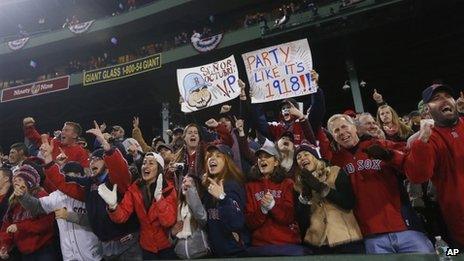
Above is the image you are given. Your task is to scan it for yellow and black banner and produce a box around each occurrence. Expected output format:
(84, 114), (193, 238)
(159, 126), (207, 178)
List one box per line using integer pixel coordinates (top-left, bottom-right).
(83, 53), (161, 86)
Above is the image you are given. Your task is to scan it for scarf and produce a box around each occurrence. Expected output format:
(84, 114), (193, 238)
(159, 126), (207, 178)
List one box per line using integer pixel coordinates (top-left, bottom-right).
(176, 202), (192, 239)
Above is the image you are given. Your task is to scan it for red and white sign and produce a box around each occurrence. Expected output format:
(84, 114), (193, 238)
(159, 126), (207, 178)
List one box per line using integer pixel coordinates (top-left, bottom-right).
(1, 76), (70, 103)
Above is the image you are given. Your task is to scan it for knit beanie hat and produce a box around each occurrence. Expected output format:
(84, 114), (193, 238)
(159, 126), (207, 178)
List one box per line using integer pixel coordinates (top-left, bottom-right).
(294, 141), (321, 160)
(14, 164), (41, 189)
(62, 161), (85, 177)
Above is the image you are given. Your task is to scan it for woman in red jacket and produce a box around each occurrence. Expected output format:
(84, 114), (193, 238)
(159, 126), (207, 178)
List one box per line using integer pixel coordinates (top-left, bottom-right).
(0, 165), (56, 261)
(245, 145), (308, 256)
(98, 152), (177, 260)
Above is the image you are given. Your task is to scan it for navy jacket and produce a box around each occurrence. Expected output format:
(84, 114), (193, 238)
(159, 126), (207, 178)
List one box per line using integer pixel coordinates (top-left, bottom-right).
(65, 173), (139, 242)
(203, 180), (250, 257)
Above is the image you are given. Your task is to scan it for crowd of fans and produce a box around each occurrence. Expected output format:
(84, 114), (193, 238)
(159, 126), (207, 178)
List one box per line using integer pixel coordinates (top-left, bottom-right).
(0, 0), (362, 89)
(0, 70), (463, 260)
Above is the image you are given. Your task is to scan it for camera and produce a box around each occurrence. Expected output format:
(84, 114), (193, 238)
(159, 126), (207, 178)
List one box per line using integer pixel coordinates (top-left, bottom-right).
(173, 163), (185, 172)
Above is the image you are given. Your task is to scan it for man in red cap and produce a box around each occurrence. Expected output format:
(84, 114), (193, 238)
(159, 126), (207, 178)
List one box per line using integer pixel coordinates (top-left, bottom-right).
(404, 83), (464, 249)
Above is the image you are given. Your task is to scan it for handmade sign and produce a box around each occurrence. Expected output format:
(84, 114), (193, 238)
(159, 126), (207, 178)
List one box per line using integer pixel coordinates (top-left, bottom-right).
(241, 39), (316, 103)
(177, 55), (239, 113)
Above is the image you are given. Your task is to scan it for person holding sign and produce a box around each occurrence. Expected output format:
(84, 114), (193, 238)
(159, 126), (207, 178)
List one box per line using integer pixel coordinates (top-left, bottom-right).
(250, 70), (321, 146)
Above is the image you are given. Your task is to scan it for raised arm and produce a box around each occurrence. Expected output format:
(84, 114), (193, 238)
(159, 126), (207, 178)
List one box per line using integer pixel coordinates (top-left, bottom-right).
(87, 120), (131, 194)
(40, 137), (86, 201)
(132, 116), (153, 153)
(22, 117), (43, 147)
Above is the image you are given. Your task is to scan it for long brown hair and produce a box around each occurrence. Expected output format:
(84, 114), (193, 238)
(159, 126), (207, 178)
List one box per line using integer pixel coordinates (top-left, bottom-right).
(247, 156), (287, 184)
(294, 155), (330, 194)
(172, 123), (205, 178)
(202, 149), (244, 188)
(376, 105), (412, 140)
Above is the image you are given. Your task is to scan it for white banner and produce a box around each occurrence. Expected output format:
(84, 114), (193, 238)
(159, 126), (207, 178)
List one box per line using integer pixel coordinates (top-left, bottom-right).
(68, 20), (95, 34)
(177, 55), (240, 113)
(7, 37), (29, 51)
(191, 33), (223, 53)
(241, 39), (316, 103)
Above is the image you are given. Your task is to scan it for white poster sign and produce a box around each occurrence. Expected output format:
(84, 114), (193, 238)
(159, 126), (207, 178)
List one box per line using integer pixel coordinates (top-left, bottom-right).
(177, 55), (240, 113)
(242, 39), (316, 103)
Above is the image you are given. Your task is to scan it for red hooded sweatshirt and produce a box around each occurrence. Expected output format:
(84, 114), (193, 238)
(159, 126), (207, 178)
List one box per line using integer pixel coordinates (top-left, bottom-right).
(0, 189), (55, 254)
(404, 117), (464, 247)
(245, 178), (300, 246)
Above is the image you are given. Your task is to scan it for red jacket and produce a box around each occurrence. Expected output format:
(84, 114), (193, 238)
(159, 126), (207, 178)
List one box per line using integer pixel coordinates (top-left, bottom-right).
(245, 178), (300, 246)
(108, 180), (177, 253)
(0, 189), (55, 254)
(44, 148), (132, 201)
(24, 125), (89, 168)
(404, 118), (464, 246)
(325, 138), (407, 236)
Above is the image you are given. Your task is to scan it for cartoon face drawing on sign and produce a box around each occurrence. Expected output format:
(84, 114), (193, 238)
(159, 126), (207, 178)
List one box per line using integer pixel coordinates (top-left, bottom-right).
(183, 73), (212, 109)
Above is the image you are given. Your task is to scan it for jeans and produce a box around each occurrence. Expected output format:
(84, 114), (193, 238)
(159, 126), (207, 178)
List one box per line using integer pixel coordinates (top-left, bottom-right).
(365, 230), (434, 254)
(103, 233), (143, 261)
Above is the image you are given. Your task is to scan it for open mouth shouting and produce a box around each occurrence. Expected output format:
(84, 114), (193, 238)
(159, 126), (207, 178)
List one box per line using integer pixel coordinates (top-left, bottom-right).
(441, 104), (454, 115)
(208, 159), (218, 173)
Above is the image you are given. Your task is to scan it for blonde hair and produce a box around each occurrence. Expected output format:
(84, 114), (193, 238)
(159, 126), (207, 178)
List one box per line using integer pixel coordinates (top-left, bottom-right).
(376, 105), (412, 140)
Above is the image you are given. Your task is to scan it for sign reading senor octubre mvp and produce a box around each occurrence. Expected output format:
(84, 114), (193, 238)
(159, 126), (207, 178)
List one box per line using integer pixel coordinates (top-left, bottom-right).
(83, 53), (161, 86)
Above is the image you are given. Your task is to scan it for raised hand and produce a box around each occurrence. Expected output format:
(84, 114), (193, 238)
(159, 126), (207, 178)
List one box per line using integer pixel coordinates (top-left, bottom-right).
(181, 176), (194, 193)
(207, 178), (225, 199)
(288, 102), (305, 120)
(56, 147), (68, 166)
(97, 183), (118, 210)
(220, 105), (232, 114)
(419, 119), (434, 143)
(205, 118), (219, 128)
(234, 116), (244, 131)
(238, 79), (247, 100)
(133, 116), (140, 129)
(39, 135), (54, 164)
(373, 89), (383, 104)
(99, 122), (107, 132)
(87, 120), (110, 151)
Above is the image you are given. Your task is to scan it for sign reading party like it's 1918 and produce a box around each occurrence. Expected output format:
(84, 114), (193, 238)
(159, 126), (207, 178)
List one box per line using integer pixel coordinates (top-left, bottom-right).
(241, 39), (316, 104)
(177, 55), (240, 113)
(83, 53), (161, 86)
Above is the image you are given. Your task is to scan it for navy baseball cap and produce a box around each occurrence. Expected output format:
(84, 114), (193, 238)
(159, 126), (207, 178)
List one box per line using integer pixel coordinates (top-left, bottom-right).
(207, 143), (233, 158)
(422, 84), (454, 103)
